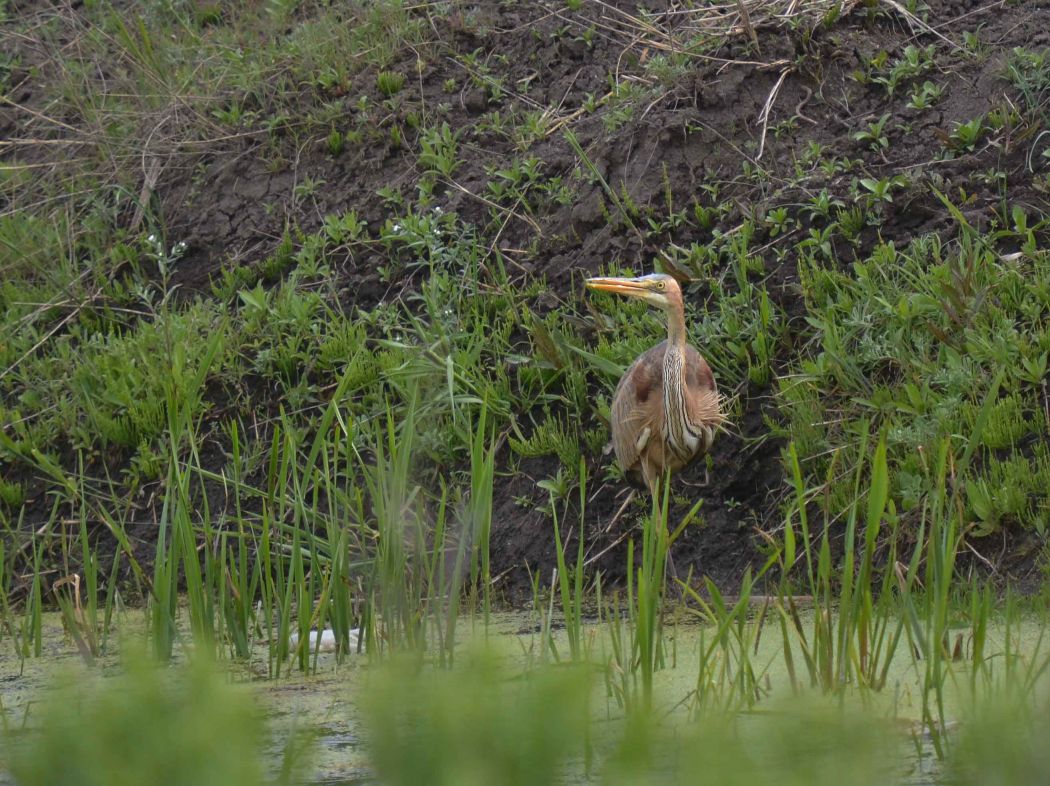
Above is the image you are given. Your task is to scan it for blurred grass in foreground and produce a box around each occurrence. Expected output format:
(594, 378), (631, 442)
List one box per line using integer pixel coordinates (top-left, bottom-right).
(364, 648), (1050, 786)
(4, 650), (295, 786)
(363, 648), (898, 786)
(4, 639), (1050, 785)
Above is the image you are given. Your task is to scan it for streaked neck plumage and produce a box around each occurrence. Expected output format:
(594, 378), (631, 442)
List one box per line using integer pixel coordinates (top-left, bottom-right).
(661, 302), (697, 461)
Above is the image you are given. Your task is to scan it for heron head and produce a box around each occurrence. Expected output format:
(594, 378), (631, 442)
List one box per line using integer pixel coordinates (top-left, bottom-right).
(585, 273), (682, 312)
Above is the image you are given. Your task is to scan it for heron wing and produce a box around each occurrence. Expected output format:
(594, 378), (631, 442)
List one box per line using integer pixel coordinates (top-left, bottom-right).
(682, 344), (722, 449)
(683, 345), (715, 394)
(610, 342), (667, 476)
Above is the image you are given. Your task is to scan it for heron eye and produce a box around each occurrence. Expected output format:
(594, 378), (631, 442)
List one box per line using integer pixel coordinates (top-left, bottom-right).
(657, 281), (665, 289)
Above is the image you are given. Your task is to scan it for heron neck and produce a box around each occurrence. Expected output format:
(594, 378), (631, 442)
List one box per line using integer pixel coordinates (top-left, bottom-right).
(665, 306), (687, 351)
(661, 306), (693, 461)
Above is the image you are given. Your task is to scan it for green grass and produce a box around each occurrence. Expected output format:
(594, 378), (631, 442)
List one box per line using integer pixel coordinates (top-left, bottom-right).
(784, 224), (1050, 538)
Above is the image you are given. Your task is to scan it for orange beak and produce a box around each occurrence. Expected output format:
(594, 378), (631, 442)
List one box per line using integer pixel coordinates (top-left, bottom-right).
(584, 276), (653, 296)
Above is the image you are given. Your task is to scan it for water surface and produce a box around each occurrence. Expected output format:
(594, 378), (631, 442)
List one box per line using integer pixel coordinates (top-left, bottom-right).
(0, 609), (1045, 785)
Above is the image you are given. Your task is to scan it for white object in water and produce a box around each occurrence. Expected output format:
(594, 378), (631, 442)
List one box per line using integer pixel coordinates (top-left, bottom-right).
(289, 627), (362, 653)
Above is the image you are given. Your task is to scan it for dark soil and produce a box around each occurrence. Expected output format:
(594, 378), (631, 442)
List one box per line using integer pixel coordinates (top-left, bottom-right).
(4, 0), (1050, 602)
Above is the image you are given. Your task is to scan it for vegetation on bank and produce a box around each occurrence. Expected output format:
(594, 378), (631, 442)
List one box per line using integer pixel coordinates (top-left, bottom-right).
(2, 0), (1048, 594)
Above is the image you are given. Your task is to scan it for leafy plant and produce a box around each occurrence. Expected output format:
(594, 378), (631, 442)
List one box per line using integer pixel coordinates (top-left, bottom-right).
(907, 80), (943, 110)
(853, 114), (891, 151)
(364, 652), (591, 786)
(947, 116), (986, 152)
(418, 122), (460, 178)
(873, 44), (935, 96)
(859, 174), (910, 203)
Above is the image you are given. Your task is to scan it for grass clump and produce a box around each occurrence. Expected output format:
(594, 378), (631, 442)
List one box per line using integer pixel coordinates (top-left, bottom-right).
(4, 303), (226, 453)
(7, 653), (277, 786)
(364, 650), (591, 786)
(1007, 46), (1050, 121)
(948, 696), (1050, 786)
(377, 70), (406, 96)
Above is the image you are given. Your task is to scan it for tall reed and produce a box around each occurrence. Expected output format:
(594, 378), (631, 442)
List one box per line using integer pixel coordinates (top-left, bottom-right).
(775, 427), (908, 692)
(633, 480), (671, 707)
(550, 458), (587, 661)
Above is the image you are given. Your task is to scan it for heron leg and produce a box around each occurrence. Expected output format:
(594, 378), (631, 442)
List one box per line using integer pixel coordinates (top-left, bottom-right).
(640, 456), (658, 501)
(666, 552), (683, 600)
(645, 467), (686, 601)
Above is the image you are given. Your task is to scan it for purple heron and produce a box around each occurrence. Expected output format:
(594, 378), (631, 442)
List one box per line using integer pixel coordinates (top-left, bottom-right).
(586, 273), (723, 498)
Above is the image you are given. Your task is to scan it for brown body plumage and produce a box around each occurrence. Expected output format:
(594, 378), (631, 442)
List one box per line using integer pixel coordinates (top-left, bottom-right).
(587, 274), (723, 497)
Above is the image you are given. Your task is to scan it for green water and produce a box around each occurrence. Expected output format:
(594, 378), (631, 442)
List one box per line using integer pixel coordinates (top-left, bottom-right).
(0, 609), (1046, 785)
